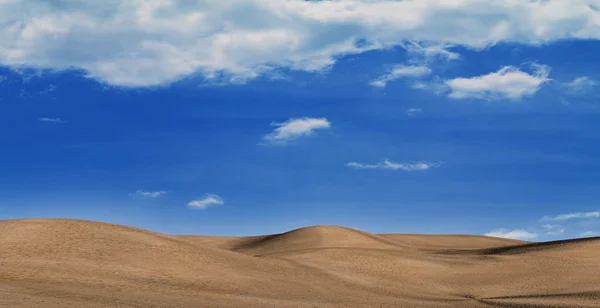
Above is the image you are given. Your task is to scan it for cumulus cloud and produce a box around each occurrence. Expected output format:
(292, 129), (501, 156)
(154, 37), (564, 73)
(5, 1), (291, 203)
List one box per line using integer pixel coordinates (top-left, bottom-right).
(485, 229), (538, 241)
(188, 194), (224, 209)
(1, 0), (599, 86)
(445, 64), (551, 100)
(132, 189), (168, 199)
(541, 211), (600, 221)
(39, 117), (66, 123)
(369, 65), (431, 88)
(580, 231), (598, 237)
(347, 159), (441, 171)
(564, 76), (597, 94)
(406, 108), (422, 116)
(263, 117), (331, 144)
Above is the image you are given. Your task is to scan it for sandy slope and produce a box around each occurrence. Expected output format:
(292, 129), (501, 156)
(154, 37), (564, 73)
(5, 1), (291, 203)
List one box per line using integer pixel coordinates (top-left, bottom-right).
(1, 219), (599, 307)
(378, 233), (526, 250)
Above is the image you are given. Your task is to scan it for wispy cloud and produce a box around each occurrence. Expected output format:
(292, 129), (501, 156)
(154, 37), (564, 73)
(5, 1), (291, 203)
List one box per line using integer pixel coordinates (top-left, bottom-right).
(546, 229), (565, 236)
(541, 211), (600, 222)
(580, 231), (598, 237)
(412, 76), (449, 95)
(542, 224), (560, 230)
(542, 224), (565, 236)
(347, 159), (442, 171)
(188, 194), (224, 210)
(39, 117), (66, 123)
(406, 108), (422, 116)
(369, 65), (432, 88)
(564, 76), (597, 95)
(262, 117), (330, 144)
(485, 229), (538, 241)
(445, 64), (551, 100)
(132, 189), (168, 199)
(403, 42), (461, 63)
(40, 84), (57, 94)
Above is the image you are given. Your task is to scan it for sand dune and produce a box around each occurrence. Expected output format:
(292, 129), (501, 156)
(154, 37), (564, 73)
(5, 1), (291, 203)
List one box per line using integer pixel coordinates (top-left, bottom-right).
(378, 233), (526, 250)
(1, 219), (599, 307)
(469, 236), (600, 256)
(226, 225), (408, 256)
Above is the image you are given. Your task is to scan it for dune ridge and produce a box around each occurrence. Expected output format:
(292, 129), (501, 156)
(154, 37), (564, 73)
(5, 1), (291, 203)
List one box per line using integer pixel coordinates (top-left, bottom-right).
(227, 225), (408, 256)
(378, 233), (526, 250)
(433, 235), (600, 257)
(1, 218), (599, 308)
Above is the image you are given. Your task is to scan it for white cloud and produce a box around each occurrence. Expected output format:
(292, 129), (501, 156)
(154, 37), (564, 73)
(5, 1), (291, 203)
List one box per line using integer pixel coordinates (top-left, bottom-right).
(564, 76), (597, 94)
(132, 189), (168, 199)
(542, 224), (560, 230)
(39, 117), (66, 123)
(445, 64), (551, 100)
(1, 0), (599, 87)
(188, 194), (224, 209)
(402, 42), (461, 63)
(412, 76), (449, 95)
(347, 159), (441, 171)
(369, 65), (431, 88)
(580, 231), (598, 237)
(263, 117), (331, 144)
(542, 224), (565, 236)
(485, 229), (538, 241)
(546, 229), (565, 236)
(40, 84), (57, 94)
(406, 108), (422, 116)
(541, 211), (600, 221)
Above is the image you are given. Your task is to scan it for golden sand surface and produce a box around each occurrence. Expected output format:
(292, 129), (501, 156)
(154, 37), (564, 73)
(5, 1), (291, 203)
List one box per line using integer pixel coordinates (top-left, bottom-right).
(1, 219), (599, 307)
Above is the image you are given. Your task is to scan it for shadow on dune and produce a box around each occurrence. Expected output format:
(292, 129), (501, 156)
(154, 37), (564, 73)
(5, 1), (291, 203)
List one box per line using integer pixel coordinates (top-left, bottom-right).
(437, 236), (600, 255)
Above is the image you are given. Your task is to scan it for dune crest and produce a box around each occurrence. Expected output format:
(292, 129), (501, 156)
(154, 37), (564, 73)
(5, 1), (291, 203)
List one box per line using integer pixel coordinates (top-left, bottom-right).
(378, 233), (526, 250)
(448, 235), (600, 256)
(228, 225), (406, 256)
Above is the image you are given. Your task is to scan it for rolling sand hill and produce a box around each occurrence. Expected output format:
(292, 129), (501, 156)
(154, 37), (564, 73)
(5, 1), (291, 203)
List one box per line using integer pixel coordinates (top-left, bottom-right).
(1, 219), (600, 307)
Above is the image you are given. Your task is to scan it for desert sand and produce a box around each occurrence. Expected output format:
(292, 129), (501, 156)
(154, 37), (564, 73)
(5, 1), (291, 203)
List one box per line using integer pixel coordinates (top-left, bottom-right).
(1, 219), (599, 307)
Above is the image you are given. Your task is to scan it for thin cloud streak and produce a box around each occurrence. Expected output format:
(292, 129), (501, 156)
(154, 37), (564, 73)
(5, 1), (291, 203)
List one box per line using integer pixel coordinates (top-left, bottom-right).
(546, 229), (565, 236)
(347, 159), (442, 171)
(485, 229), (538, 240)
(541, 211), (600, 222)
(406, 108), (422, 116)
(132, 189), (168, 199)
(369, 65), (431, 88)
(262, 117), (331, 144)
(188, 194), (224, 209)
(580, 231), (598, 237)
(39, 117), (66, 123)
(564, 76), (597, 95)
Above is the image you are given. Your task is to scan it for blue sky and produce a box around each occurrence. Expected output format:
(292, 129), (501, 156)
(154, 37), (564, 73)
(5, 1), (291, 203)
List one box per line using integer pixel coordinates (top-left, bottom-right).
(2, 0), (600, 240)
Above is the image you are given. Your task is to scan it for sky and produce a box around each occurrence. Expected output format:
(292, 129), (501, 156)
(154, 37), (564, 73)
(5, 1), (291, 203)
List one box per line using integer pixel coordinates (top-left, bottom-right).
(2, 0), (600, 240)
